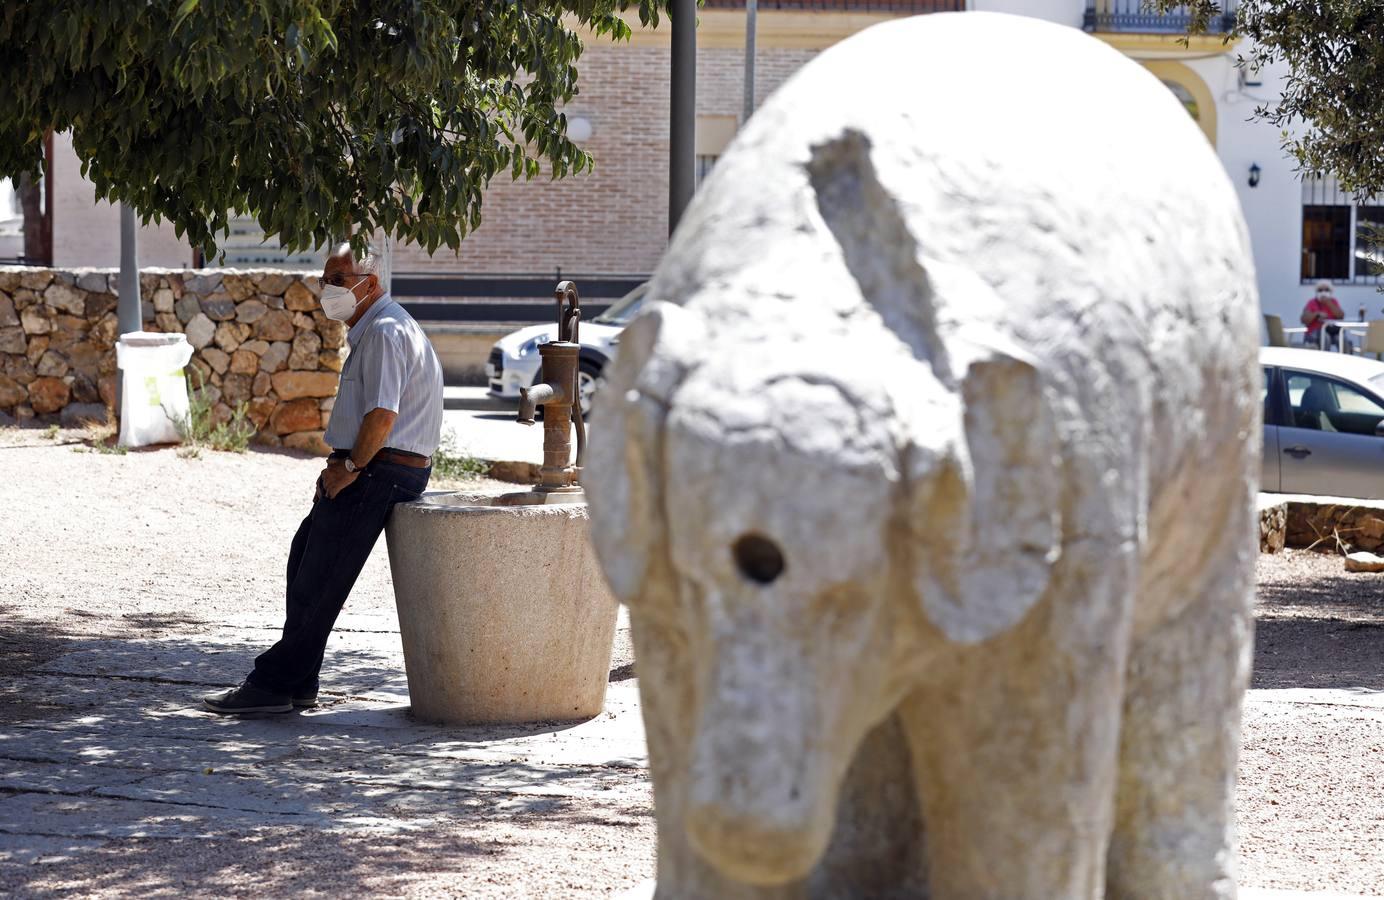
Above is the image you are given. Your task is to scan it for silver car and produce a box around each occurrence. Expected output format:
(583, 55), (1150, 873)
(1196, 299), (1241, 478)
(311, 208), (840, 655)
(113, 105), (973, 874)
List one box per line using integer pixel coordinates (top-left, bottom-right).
(1262, 347), (1384, 499)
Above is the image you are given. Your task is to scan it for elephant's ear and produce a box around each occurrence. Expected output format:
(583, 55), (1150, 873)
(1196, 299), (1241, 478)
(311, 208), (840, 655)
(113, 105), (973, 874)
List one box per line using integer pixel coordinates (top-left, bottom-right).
(585, 300), (701, 602)
(910, 345), (1062, 644)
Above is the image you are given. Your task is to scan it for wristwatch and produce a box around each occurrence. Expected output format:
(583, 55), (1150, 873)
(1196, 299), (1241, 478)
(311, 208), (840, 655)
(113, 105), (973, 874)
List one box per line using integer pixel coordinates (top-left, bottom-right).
(343, 457), (360, 474)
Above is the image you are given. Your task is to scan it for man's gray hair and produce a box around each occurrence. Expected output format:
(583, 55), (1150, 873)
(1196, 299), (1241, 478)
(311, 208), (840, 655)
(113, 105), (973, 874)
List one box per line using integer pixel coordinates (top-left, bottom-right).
(331, 241), (380, 276)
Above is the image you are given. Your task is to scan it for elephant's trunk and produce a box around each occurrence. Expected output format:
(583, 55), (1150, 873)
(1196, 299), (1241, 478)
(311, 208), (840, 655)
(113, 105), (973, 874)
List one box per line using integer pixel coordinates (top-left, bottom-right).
(682, 620), (839, 885)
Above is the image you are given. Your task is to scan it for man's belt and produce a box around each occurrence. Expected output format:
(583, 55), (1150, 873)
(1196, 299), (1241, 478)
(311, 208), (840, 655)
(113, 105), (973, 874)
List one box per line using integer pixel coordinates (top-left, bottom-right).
(331, 448), (432, 468)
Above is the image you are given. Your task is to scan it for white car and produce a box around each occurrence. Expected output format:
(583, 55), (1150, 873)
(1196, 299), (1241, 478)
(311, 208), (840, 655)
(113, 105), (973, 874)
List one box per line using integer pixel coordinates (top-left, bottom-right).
(486, 283), (647, 416)
(1261, 346), (1384, 499)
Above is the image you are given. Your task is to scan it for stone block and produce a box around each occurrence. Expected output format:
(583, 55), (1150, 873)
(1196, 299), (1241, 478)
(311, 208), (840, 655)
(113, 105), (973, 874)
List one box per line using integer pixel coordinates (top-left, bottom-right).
(13, 403), (33, 422)
(66, 342), (102, 377)
(255, 309), (295, 342)
(247, 396), (276, 428)
(70, 372), (100, 404)
(27, 376), (70, 414)
(320, 320), (346, 349)
(262, 292), (285, 310)
(235, 299), (268, 324)
(84, 292), (118, 319)
(292, 312), (316, 332)
(20, 307), (51, 335)
(76, 272), (110, 294)
(257, 273), (296, 296)
(221, 274), (255, 301)
(283, 281), (317, 311)
(213, 321), (242, 353)
(99, 373), (117, 409)
(229, 349), (259, 376)
(211, 402), (234, 427)
(0, 326), (25, 354)
(185, 313), (215, 350)
(0, 374), (25, 408)
(152, 288), (176, 313)
(259, 340), (291, 372)
(202, 347), (230, 375)
(185, 272), (223, 295)
(222, 372), (253, 407)
(5, 354), (36, 384)
(254, 429), (283, 447)
(240, 339), (270, 356)
(270, 370), (338, 400)
(19, 270), (54, 291)
(288, 331), (321, 370)
(60, 402), (107, 427)
(0, 294), (17, 327)
(36, 350), (69, 378)
(385, 498), (617, 724)
(154, 313), (180, 334)
(200, 293), (236, 322)
(270, 397), (321, 434)
(43, 282), (86, 316)
(174, 293), (201, 324)
(252, 371), (271, 397)
(11, 289), (38, 309)
(283, 430), (332, 455)
(318, 351), (344, 372)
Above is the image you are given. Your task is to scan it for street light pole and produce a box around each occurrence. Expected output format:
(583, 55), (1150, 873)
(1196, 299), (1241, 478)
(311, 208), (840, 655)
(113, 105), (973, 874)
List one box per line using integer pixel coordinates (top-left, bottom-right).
(743, 0), (757, 125)
(115, 204), (142, 415)
(669, 0), (696, 236)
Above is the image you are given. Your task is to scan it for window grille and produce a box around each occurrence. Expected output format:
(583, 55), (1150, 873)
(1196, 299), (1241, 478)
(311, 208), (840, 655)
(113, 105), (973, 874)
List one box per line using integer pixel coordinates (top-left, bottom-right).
(1301, 177), (1384, 285)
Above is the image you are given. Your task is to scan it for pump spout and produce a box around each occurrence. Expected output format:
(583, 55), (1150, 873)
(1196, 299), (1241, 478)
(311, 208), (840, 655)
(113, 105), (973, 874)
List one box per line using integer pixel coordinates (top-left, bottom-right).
(518, 383), (564, 425)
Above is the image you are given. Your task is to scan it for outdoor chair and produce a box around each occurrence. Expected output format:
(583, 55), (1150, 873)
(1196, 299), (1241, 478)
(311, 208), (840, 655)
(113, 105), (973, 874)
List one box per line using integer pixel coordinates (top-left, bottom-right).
(1264, 313), (1290, 347)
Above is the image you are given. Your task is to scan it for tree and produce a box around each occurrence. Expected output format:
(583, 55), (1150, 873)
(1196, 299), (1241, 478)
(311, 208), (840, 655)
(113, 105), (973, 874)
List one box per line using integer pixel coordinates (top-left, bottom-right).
(0, 1), (663, 257)
(1153, 1), (1384, 198)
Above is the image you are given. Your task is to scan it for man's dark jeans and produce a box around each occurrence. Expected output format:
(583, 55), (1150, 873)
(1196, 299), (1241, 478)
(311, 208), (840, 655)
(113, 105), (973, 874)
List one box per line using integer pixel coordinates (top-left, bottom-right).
(249, 460), (430, 695)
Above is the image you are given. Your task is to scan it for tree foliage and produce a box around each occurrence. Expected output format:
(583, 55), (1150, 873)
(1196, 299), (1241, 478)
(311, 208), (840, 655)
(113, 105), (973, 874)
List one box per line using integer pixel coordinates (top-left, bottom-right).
(1154, 1), (1384, 198)
(0, 1), (664, 257)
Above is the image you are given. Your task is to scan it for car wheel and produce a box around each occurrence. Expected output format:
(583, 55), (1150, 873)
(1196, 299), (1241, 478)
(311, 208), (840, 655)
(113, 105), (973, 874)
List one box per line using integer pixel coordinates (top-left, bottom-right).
(577, 359), (602, 419)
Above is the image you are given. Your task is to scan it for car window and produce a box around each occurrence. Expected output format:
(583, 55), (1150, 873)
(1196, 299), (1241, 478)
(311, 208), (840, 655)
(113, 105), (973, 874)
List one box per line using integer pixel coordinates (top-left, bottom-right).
(593, 284), (648, 325)
(1262, 368), (1273, 422)
(1285, 370), (1384, 435)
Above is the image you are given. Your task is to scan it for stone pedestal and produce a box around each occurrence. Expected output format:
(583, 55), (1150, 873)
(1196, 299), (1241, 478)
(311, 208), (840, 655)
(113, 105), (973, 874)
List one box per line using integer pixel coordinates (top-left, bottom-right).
(384, 491), (618, 724)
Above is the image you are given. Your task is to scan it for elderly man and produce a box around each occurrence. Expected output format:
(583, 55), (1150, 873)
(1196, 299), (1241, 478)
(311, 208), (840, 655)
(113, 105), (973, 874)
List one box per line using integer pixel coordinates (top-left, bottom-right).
(205, 244), (444, 714)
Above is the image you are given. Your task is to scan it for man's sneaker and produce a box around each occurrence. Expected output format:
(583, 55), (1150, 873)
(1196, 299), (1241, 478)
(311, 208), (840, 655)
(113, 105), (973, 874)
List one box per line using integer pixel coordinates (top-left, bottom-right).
(292, 688), (319, 709)
(203, 681), (293, 715)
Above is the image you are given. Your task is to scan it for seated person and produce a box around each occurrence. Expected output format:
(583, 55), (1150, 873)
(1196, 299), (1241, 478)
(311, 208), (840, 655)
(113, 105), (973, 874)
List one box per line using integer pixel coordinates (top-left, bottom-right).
(1301, 281), (1347, 350)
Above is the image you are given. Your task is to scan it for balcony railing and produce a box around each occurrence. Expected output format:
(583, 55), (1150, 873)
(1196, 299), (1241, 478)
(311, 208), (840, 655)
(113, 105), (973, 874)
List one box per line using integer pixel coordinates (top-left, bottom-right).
(1083, 1), (1237, 34)
(701, 1), (965, 11)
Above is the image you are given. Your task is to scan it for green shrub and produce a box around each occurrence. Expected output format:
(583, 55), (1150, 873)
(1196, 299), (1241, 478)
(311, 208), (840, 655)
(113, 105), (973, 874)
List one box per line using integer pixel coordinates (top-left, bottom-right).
(172, 371), (256, 454)
(431, 429), (489, 481)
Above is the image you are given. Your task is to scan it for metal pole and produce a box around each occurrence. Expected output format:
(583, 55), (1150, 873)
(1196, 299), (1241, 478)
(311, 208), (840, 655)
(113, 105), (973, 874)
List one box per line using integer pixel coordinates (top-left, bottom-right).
(669, 0), (696, 236)
(116, 204), (142, 416)
(743, 0), (757, 125)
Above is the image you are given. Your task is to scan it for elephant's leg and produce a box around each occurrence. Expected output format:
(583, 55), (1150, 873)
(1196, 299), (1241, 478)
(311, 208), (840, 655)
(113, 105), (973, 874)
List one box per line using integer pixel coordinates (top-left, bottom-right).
(1106, 552), (1254, 899)
(902, 542), (1137, 900)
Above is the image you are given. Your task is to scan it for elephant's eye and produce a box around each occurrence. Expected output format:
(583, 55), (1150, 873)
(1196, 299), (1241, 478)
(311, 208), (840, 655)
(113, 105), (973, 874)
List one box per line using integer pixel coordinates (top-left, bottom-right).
(732, 533), (785, 585)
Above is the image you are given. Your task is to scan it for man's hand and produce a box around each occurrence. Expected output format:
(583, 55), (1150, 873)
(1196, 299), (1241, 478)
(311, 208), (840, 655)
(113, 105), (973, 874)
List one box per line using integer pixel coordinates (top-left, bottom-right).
(319, 461), (360, 500)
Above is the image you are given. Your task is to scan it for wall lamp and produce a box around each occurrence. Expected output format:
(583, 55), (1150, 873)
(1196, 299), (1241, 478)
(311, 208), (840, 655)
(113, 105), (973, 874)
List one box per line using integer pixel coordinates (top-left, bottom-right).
(1248, 163), (1262, 188)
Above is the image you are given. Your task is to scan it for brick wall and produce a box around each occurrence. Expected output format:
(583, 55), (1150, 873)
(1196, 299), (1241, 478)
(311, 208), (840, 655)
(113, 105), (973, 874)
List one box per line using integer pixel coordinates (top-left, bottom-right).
(390, 44), (820, 277)
(0, 267), (343, 453)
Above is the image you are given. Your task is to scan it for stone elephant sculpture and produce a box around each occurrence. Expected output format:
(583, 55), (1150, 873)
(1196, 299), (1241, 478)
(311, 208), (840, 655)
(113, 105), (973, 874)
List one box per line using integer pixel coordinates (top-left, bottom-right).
(586, 12), (1260, 900)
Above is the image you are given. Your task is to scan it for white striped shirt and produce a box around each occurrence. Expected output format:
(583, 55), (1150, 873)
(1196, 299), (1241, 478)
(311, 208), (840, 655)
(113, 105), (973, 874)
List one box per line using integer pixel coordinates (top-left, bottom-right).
(323, 294), (443, 457)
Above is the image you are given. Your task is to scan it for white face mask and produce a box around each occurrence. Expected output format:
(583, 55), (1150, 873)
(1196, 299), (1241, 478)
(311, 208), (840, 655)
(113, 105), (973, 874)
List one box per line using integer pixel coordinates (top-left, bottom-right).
(321, 282), (364, 321)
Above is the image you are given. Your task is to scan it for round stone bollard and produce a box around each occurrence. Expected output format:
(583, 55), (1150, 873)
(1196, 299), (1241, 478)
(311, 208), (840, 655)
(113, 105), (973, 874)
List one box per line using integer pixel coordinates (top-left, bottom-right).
(384, 492), (619, 725)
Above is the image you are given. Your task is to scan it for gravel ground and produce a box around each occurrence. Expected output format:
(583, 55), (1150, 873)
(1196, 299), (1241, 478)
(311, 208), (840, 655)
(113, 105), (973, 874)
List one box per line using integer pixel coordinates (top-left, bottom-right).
(0, 425), (1380, 896)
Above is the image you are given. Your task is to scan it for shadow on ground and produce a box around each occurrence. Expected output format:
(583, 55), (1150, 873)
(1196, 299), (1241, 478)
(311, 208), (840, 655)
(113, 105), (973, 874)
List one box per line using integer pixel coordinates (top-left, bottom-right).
(0, 619), (652, 897)
(1253, 571), (1384, 691)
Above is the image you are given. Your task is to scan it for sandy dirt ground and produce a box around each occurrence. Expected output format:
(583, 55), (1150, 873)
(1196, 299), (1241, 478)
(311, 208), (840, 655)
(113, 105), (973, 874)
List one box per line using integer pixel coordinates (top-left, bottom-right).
(0, 426), (1381, 897)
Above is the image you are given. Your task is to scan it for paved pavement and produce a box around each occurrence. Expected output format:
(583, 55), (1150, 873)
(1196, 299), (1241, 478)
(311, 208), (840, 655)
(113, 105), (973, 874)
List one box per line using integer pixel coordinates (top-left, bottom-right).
(441, 386), (590, 468)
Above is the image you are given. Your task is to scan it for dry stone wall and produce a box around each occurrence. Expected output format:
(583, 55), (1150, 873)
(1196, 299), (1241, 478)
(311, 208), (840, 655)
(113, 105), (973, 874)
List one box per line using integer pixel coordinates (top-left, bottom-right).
(0, 267), (344, 453)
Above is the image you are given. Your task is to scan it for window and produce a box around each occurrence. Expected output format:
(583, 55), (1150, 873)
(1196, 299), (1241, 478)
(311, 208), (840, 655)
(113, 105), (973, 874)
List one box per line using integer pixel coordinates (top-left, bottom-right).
(695, 155), (717, 189)
(1285, 371), (1384, 436)
(1301, 177), (1383, 284)
(215, 216), (319, 269)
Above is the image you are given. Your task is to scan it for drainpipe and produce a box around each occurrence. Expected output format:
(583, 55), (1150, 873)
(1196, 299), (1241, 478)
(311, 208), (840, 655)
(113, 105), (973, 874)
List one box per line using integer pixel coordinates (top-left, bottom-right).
(669, 0), (696, 235)
(744, 0), (757, 125)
